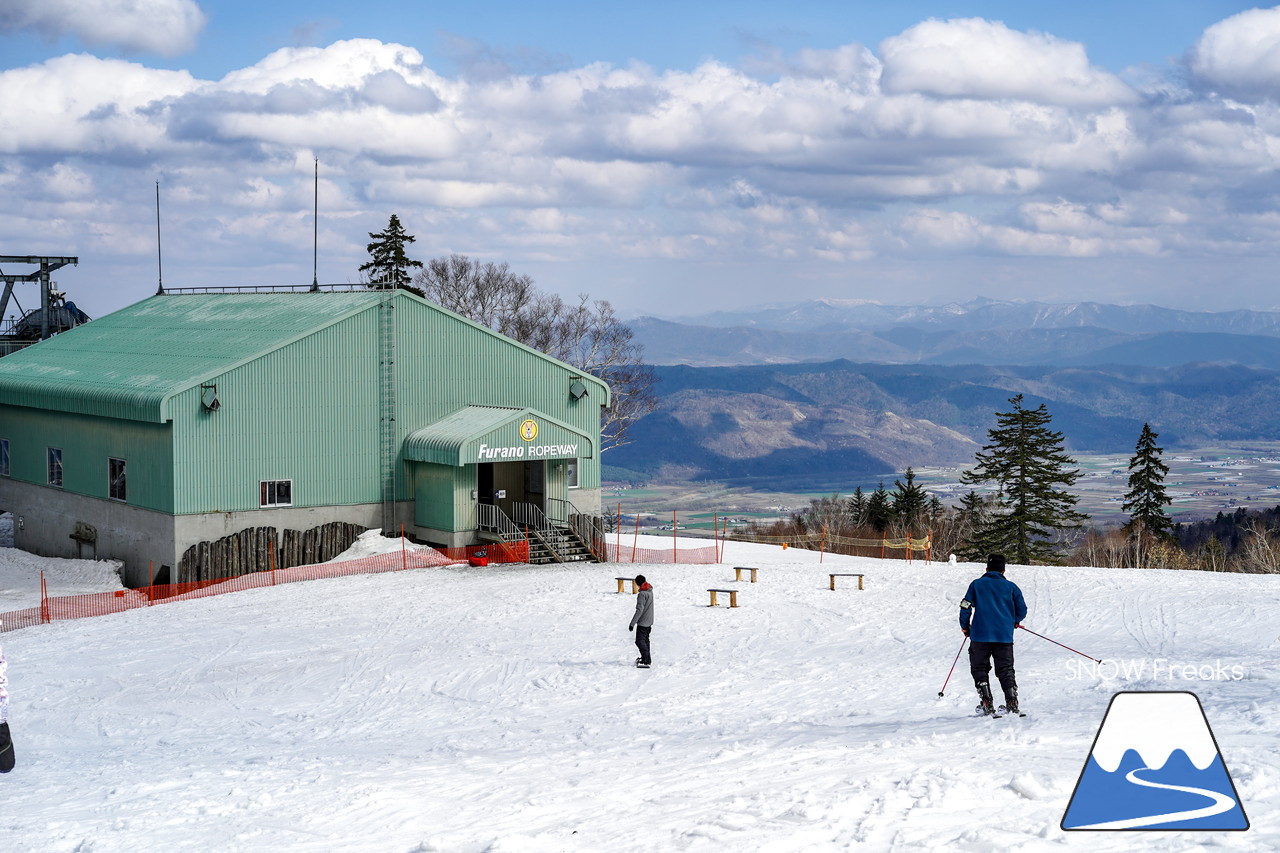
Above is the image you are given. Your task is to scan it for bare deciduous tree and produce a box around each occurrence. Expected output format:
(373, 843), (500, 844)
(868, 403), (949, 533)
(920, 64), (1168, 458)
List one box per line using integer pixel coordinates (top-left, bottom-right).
(413, 255), (657, 452)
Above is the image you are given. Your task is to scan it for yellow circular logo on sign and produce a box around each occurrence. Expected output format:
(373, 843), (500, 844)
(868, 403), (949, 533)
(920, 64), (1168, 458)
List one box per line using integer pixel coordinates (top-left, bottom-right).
(519, 419), (539, 441)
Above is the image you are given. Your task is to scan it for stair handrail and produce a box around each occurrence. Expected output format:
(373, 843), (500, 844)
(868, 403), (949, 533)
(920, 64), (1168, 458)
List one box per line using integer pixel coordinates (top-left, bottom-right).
(512, 501), (557, 539)
(477, 503), (521, 540)
(565, 496), (608, 562)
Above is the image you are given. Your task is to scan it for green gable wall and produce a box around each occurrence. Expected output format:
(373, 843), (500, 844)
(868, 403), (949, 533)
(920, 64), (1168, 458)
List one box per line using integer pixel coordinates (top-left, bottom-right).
(394, 293), (606, 495)
(168, 308), (381, 515)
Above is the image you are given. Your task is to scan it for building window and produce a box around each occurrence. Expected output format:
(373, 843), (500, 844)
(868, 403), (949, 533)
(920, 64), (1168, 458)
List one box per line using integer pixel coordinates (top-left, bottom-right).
(48, 447), (63, 487)
(566, 458), (579, 489)
(0, 439), (8, 477)
(260, 479), (293, 507)
(109, 457), (127, 502)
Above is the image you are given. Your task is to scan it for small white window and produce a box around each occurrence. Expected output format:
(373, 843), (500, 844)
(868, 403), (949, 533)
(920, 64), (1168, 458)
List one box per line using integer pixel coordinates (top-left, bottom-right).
(566, 458), (579, 489)
(109, 457), (127, 502)
(47, 447), (63, 487)
(260, 479), (293, 507)
(0, 438), (9, 477)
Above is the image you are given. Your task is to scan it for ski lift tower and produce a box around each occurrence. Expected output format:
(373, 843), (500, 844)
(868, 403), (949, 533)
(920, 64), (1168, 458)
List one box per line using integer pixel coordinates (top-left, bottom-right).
(0, 255), (79, 340)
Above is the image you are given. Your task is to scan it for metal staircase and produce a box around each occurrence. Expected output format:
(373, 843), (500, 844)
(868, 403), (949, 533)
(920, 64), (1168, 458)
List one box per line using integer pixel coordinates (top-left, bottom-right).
(512, 502), (602, 564)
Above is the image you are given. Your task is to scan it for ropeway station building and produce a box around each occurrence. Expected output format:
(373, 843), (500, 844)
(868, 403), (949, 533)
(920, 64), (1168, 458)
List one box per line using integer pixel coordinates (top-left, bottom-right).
(0, 287), (609, 587)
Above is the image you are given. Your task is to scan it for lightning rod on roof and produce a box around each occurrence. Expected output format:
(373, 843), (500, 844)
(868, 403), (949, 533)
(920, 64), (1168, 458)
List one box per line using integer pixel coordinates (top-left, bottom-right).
(155, 181), (164, 296)
(310, 158), (320, 292)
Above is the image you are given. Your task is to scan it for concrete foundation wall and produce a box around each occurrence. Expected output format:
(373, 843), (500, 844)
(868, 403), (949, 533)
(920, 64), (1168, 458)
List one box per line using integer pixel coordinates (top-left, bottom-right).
(0, 478), (175, 587)
(570, 488), (602, 516)
(412, 526), (480, 549)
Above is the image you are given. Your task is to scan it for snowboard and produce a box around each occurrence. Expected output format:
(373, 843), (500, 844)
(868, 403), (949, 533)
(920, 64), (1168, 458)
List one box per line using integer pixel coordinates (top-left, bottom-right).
(0, 722), (14, 773)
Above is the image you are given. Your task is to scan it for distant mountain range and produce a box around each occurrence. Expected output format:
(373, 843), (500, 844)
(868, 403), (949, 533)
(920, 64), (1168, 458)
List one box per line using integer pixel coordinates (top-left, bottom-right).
(604, 358), (1280, 490)
(631, 298), (1280, 368)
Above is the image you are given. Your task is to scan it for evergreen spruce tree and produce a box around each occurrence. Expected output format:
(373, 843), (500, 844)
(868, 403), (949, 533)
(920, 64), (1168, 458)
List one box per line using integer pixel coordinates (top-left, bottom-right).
(360, 214), (424, 292)
(846, 487), (868, 527)
(928, 495), (945, 522)
(890, 467), (929, 526)
(959, 394), (1089, 565)
(866, 482), (893, 533)
(1122, 422), (1172, 541)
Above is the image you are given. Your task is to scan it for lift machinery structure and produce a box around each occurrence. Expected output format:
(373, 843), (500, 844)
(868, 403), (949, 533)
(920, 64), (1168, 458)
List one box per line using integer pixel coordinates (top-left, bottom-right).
(0, 255), (84, 348)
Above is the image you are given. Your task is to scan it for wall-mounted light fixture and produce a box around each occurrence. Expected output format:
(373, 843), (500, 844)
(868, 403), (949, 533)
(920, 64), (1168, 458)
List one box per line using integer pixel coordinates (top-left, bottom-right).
(569, 378), (587, 400)
(200, 383), (220, 411)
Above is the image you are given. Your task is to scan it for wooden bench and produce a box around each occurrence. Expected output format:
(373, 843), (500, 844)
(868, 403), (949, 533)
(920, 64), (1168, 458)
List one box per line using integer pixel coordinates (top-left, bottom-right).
(615, 577), (638, 594)
(707, 588), (739, 608)
(829, 573), (865, 591)
(733, 566), (759, 583)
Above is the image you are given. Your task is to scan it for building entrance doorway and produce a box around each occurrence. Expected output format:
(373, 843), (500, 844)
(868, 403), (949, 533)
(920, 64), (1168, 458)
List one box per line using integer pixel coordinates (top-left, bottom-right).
(477, 460), (546, 519)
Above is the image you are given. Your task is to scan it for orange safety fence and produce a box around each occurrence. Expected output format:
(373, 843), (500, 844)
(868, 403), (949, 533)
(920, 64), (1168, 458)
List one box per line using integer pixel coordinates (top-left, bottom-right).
(0, 539), (529, 634)
(605, 543), (719, 565)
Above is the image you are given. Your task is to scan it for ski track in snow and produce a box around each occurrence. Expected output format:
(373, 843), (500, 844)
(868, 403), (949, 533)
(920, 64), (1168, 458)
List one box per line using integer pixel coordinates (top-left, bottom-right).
(0, 537), (1276, 852)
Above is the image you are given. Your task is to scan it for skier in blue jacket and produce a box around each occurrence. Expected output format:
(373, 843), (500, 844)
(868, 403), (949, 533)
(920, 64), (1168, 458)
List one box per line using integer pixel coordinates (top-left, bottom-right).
(959, 554), (1027, 715)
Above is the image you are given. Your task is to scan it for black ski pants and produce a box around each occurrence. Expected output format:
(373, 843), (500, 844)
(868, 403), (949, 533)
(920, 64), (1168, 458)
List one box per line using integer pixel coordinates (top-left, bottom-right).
(969, 641), (1016, 697)
(634, 625), (652, 665)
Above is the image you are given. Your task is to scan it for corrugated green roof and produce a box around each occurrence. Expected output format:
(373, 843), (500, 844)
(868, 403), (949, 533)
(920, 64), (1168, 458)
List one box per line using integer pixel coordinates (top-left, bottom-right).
(0, 292), (380, 422)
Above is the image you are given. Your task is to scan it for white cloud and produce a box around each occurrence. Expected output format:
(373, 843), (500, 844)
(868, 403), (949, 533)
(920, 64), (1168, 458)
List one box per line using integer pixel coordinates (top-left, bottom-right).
(879, 18), (1137, 107)
(1189, 6), (1280, 101)
(0, 0), (205, 56)
(0, 55), (198, 154)
(7, 19), (1280, 314)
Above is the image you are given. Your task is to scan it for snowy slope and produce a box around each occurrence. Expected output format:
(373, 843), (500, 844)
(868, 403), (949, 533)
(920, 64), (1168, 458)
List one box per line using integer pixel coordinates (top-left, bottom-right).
(0, 536), (1277, 852)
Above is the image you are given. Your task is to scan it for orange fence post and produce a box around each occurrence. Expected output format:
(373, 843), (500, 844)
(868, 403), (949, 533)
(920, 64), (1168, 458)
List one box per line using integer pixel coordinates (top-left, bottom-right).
(908, 530), (913, 565)
(881, 536), (886, 559)
(672, 511), (677, 564)
(632, 514), (639, 563)
(269, 539), (277, 584)
(617, 502), (622, 563)
(401, 524), (408, 571)
(40, 570), (49, 624)
(820, 524), (827, 564)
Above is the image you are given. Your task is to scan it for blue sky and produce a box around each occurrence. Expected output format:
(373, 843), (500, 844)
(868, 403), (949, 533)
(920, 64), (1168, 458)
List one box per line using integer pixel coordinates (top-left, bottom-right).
(3, 1), (1280, 320)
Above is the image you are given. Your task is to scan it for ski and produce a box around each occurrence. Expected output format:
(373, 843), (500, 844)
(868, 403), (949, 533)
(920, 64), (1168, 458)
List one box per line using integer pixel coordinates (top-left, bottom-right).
(975, 704), (1002, 719)
(999, 706), (1027, 717)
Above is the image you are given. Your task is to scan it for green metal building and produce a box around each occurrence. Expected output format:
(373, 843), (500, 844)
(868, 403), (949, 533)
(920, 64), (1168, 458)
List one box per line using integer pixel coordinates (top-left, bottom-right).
(0, 289), (609, 586)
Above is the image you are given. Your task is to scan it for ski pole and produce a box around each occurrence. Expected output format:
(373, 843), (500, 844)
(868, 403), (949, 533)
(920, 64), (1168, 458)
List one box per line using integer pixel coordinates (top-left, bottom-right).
(1017, 625), (1101, 663)
(938, 635), (969, 697)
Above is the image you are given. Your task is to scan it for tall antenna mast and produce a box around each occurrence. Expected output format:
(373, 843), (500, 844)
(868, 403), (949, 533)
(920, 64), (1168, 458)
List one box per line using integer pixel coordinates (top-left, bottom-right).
(310, 158), (319, 292)
(155, 181), (165, 295)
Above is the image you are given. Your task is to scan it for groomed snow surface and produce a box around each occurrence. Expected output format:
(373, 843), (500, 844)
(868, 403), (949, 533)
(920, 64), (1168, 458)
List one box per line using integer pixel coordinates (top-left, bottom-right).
(1, 532), (1278, 852)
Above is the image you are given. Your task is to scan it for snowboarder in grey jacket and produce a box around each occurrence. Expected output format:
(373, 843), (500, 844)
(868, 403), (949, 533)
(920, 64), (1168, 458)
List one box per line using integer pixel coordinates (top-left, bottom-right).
(629, 575), (654, 668)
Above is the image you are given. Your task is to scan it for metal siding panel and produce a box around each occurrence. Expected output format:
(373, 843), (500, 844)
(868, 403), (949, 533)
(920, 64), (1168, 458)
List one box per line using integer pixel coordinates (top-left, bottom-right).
(0, 405), (174, 512)
(412, 462), (458, 530)
(455, 464), (477, 530)
(170, 308), (381, 514)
